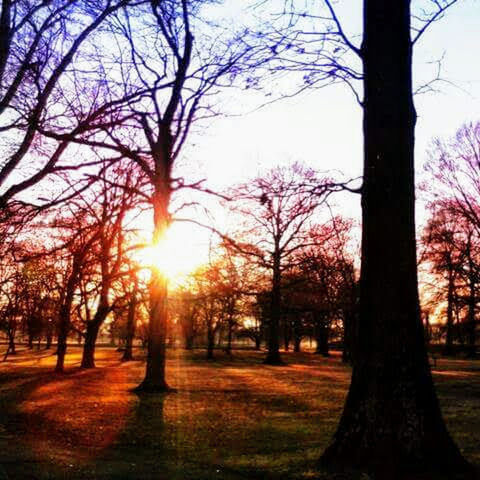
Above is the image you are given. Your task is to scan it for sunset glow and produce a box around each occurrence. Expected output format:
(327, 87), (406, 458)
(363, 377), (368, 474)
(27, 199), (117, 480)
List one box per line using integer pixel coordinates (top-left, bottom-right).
(138, 223), (207, 284)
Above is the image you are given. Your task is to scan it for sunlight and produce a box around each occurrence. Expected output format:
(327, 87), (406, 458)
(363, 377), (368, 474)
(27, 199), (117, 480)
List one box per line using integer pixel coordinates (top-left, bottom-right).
(138, 223), (206, 284)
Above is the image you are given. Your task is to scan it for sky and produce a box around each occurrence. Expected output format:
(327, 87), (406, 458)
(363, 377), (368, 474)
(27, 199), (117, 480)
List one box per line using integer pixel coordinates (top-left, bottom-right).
(164, 0), (480, 277)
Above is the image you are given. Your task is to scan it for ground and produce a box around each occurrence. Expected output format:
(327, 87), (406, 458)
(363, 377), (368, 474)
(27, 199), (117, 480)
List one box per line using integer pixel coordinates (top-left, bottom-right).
(0, 347), (479, 480)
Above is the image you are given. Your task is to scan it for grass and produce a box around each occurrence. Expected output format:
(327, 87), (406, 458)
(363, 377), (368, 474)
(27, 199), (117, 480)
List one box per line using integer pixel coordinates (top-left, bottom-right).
(0, 346), (479, 479)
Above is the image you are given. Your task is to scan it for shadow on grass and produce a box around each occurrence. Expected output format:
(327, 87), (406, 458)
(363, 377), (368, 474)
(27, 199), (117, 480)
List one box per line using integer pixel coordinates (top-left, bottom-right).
(0, 350), (479, 480)
(0, 363), (134, 479)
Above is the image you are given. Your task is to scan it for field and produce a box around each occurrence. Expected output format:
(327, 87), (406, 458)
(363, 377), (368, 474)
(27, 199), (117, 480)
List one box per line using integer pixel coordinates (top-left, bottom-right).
(0, 347), (479, 479)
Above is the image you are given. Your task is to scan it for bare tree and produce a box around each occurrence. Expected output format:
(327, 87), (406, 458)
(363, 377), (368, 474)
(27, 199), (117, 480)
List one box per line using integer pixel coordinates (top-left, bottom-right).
(40, 0), (270, 391)
(0, 0), (140, 213)
(225, 163), (339, 364)
(79, 170), (140, 368)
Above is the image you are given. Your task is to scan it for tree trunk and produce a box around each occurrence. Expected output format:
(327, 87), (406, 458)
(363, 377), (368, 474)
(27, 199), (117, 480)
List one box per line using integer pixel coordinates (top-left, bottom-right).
(45, 328), (52, 349)
(55, 322), (68, 373)
(283, 319), (291, 351)
(265, 252), (283, 364)
(293, 336), (301, 353)
(444, 269), (455, 355)
(206, 327), (215, 360)
(185, 335), (194, 350)
(81, 320), (102, 368)
(55, 260), (81, 373)
(136, 188), (171, 393)
(321, 2), (471, 478)
(8, 332), (15, 355)
(122, 282), (137, 362)
(226, 319), (233, 355)
(314, 313), (330, 356)
(466, 272), (477, 358)
(342, 311), (355, 364)
(254, 335), (261, 350)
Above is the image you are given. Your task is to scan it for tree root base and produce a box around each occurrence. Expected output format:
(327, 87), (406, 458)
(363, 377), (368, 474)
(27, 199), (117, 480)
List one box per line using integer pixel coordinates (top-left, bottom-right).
(133, 382), (176, 394)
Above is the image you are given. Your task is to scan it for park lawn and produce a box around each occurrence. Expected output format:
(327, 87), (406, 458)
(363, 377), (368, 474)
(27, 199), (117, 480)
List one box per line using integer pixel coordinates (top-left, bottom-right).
(0, 347), (479, 480)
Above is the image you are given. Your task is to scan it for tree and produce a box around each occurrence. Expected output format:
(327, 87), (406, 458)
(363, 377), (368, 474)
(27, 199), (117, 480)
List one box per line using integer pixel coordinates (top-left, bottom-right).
(422, 202), (466, 354)
(79, 172), (138, 369)
(0, 0), (136, 213)
(320, 1), (472, 477)
(190, 261), (229, 360)
(45, 0), (268, 391)
(54, 227), (98, 373)
(425, 122), (480, 234)
(280, 217), (356, 357)
(174, 287), (201, 350)
(423, 122), (480, 357)
(226, 163), (339, 365)
(121, 271), (140, 362)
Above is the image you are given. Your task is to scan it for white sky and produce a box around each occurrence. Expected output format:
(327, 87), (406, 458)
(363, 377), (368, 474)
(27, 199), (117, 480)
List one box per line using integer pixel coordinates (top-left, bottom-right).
(167, 0), (480, 274)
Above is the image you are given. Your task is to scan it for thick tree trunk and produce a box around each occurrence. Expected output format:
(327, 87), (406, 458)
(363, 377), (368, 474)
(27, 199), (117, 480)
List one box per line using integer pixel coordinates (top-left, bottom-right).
(265, 253), (283, 364)
(136, 188), (171, 393)
(81, 321), (101, 369)
(321, 2), (471, 478)
(81, 303), (111, 369)
(254, 335), (261, 350)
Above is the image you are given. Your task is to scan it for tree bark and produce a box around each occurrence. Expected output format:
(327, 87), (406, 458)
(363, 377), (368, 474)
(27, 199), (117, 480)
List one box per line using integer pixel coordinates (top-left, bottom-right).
(45, 326), (52, 349)
(135, 187), (171, 392)
(265, 252), (283, 364)
(443, 269), (455, 355)
(55, 257), (82, 373)
(342, 311), (355, 364)
(81, 320), (101, 368)
(466, 271), (477, 358)
(122, 281), (137, 362)
(292, 317), (302, 352)
(206, 327), (215, 360)
(283, 319), (291, 351)
(7, 332), (15, 355)
(55, 309), (69, 373)
(313, 312), (330, 356)
(321, 2), (471, 478)
(226, 318), (233, 355)
(185, 335), (194, 350)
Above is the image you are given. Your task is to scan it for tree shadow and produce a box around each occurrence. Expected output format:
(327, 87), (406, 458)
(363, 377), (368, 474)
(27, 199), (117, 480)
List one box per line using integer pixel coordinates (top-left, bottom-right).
(0, 363), (134, 479)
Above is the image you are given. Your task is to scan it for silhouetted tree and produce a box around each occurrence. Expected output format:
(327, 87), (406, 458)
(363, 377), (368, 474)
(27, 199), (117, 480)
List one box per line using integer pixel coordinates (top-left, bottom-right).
(227, 163), (339, 365)
(321, 1), (471, 477)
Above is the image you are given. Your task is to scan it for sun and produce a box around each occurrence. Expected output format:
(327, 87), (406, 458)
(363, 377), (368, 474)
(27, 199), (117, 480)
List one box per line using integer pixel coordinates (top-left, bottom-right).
(138, 222), (207, 284)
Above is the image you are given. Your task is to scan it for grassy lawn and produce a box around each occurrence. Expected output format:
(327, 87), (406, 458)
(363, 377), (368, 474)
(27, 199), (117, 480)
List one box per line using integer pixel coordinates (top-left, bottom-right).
(0, 347), (479, 479)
